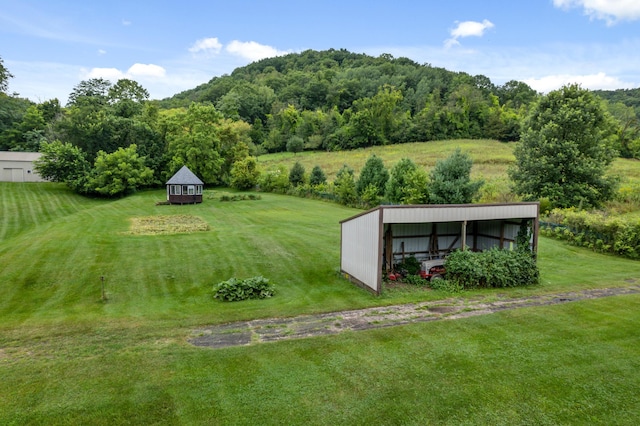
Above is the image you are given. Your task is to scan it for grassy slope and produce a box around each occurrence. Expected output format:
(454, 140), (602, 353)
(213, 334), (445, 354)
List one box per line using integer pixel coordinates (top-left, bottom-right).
(258, 139), (640, 201)
(1, 175), (639, 424)
(258, 139), (640, 177)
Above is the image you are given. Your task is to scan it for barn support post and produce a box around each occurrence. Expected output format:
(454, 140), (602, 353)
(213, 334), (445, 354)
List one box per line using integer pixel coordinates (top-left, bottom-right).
(461, 220), (467, 251)
(384, 225), (393, 273)
(430, 223), (438, 259)
(472, 221), (478, 251)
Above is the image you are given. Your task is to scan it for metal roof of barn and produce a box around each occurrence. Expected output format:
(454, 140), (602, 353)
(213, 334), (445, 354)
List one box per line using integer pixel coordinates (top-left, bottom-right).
(166, 166), (204, 185)
(340, 203), (539, 224)
(0, 151), (42, 162)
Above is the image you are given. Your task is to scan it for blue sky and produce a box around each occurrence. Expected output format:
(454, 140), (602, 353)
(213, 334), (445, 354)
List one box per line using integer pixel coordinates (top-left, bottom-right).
(1, 0), (639, 105)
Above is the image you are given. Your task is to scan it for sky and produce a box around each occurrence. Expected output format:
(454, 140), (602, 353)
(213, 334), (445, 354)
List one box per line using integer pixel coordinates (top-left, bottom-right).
(1, 0), (640, 105)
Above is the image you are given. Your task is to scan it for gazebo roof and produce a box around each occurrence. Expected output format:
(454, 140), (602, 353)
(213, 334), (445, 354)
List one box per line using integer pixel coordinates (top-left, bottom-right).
(166, 166), (204, 185)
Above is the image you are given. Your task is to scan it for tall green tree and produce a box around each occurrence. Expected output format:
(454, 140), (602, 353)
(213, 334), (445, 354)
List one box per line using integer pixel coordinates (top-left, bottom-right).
(230, 156), (260, 190)
(429, 148), (484, 204)
(356, 154), (388, 196)
(0, 55), (14, 93)
(309, 165), (327, 186)
(2, 104), (46, 151)
(164, 103), (225, 184)
(288, 161), (306, 187)
(33, 140), (90, 189)
(67, 78), (112, 108)
(87, 144), (153, 196)
(509, 84), (618, 208)
(385, 158), (428, 204)
(333, 164), (357, 205)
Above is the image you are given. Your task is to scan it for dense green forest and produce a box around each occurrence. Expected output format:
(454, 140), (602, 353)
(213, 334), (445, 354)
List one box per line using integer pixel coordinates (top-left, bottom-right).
(1, 49), (639, 196)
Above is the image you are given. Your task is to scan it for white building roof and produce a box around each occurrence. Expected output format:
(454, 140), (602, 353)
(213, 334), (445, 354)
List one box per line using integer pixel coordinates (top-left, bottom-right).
(0, 151), (42, 162)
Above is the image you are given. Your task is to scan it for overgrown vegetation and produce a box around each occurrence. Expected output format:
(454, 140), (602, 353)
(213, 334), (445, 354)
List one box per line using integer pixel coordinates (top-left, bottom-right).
(213, 276), (275, 301)
(541, 208), (640, 259)
(128, 215), (210, 235)
(445, 248), (540, 289)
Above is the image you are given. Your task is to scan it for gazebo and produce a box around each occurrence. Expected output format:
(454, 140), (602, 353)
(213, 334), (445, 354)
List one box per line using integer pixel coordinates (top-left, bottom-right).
(165, 166), (204, 204)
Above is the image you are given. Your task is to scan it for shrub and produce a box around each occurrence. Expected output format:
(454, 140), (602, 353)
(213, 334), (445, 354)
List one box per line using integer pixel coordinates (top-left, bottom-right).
(309, 165), (327, 186)
(445, 248), (539, 289)
(289, 161), (306, 187)
(213, 276), (275, 302)
(395, 256), (421, 276)
(403, 274), (428, 286)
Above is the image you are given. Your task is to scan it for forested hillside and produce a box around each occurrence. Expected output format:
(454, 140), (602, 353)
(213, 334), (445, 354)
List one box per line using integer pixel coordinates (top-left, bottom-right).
(1, 49), (639, 200)
(159, 49), (538, 151)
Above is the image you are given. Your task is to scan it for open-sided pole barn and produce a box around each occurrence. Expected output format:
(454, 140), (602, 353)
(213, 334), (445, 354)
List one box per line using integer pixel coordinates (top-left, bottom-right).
(340, 203), (539, 294)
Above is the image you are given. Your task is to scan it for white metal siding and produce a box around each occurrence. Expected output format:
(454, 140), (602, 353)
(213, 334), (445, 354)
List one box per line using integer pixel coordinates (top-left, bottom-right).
(382, 204), (538, 224)
(341, 209), (381, 292)
(0, 152), (46, 182)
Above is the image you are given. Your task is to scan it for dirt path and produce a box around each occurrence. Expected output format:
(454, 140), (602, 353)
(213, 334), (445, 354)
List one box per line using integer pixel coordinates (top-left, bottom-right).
(189, 282), (640, 349)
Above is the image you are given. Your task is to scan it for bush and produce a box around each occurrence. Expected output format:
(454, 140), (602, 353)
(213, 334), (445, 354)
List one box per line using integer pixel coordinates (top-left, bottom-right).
(213, 276), (275, 302)
(445, 248), (539, 289)
(395, 256), (421, 275)
(403, 274), (428, 286)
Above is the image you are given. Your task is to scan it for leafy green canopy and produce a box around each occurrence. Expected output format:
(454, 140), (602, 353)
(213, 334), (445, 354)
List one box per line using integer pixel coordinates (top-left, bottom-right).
(385, 158), (428, 204)
(356, 154), (389, 196)
(0, 55), (14, 93)
(510, 84), (618, 208)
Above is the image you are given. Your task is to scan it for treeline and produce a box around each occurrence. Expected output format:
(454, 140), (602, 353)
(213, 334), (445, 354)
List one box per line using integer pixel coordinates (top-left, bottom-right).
(1, 49), (640, 196)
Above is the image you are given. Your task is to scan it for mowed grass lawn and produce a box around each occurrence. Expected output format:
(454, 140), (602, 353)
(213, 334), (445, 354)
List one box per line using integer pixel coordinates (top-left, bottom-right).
(1, 182), (639, 424)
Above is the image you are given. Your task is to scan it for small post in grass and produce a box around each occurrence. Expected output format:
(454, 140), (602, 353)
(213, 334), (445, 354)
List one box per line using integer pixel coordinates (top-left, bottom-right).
(101, 275), (106, 301)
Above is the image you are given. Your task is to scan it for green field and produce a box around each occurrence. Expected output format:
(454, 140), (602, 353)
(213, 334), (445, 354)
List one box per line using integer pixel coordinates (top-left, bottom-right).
(1, 182), (639, 424)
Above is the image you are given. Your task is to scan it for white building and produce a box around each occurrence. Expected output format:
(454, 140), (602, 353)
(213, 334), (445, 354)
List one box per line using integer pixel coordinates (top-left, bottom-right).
(0, 151), (46, 182)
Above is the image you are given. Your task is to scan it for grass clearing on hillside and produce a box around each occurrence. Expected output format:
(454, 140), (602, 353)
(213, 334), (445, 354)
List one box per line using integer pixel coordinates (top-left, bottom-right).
(128, 215), (210, 235)
(258, 139), (515, 180)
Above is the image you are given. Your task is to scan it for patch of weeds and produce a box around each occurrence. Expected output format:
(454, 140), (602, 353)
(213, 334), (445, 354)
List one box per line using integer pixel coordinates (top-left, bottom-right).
(218, 193), (262, 202)
(429, 279), (465, 294)
(128, 215), (209, 235)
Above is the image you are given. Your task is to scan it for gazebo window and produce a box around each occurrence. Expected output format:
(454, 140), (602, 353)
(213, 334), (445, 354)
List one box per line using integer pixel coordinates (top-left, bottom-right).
(169, 185), (181, 195)
(186, 185), (195, 195)
(196, 185), (202, 195)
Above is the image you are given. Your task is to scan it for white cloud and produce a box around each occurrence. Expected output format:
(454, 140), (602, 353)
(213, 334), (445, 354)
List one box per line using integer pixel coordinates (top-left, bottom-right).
(226, 40), (288, 61)
(523, 72), (633, 93)
(189, 37), (223, 55)
(445, 19), (494, 48)
(127, 63), (166, 78)
(553, 0), (640, 24)
(98, 49), (106, 55)
(122, 19), (132, 26)
(82, 63), (166, 82)
(84, 67), (126, 80)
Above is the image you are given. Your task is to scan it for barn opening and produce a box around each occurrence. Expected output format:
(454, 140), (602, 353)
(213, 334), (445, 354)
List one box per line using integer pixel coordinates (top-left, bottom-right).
(340, 203), (539, 294)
